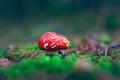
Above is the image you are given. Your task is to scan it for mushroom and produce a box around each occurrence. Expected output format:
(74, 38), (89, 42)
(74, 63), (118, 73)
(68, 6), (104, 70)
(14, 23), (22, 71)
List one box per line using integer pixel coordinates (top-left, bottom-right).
(38, 32), (69, 55)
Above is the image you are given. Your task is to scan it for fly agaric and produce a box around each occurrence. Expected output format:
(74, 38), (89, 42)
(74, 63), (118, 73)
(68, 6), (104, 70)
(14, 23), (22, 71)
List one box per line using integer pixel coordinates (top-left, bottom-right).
(38, 32), (69, 55)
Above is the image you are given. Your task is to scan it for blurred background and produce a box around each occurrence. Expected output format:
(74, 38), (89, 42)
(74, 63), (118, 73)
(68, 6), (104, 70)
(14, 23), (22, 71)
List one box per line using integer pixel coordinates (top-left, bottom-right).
(0, 0), (120, 47)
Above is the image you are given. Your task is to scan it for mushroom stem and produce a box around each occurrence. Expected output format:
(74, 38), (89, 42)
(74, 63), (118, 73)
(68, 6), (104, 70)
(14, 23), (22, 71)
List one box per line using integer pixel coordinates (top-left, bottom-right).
(58, 50), (64, 56)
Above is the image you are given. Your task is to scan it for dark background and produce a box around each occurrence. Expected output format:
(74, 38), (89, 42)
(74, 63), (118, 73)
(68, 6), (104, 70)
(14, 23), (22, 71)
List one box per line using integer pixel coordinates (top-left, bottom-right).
(0, 0), (120, 46)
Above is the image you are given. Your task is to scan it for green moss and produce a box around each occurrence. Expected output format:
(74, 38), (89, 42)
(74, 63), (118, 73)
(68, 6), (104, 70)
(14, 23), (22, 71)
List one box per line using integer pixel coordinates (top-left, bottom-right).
(1, 44), (120, 79)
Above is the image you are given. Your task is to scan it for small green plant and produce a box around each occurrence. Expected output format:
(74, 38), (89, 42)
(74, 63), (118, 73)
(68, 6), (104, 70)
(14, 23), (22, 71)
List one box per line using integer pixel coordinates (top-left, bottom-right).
(97, 34), (110, 44)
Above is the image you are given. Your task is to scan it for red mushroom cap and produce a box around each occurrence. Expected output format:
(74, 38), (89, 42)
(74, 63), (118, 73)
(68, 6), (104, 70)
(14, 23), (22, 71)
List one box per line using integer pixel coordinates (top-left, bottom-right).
(38, 32), (69, 51)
